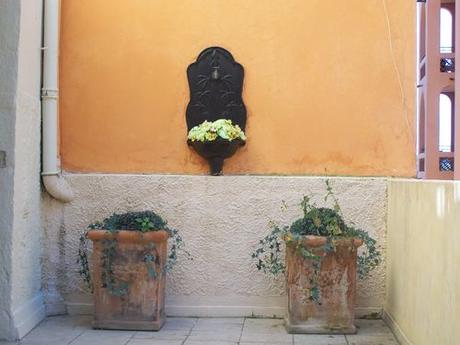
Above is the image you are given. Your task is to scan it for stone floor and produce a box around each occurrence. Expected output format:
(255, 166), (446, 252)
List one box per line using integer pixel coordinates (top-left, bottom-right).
(0, 316), (399, 345)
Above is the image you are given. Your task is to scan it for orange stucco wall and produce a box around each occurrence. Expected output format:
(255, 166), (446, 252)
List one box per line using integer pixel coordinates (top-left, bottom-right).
(60, 0), (416, 176)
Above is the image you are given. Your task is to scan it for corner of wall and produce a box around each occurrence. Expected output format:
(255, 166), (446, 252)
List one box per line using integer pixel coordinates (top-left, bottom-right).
(11, 293), (46, 339)
(0, 0), (46, 340)
(383, 310), (413, 345)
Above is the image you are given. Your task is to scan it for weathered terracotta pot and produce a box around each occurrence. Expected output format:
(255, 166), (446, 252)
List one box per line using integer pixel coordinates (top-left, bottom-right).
(285, 236), (363, 334)
(87, 230), (169, 331)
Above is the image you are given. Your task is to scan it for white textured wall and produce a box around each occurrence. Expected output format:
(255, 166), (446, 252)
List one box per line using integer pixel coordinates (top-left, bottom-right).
(44, 175), (387, 317)
(0, 0), (20, 338)
(12, 0), (43, 309)
(385, 180), (460, 345)
(0, 0), (45, 340)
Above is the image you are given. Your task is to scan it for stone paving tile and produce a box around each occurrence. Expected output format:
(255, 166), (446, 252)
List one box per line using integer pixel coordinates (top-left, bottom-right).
(294, 334), (347, 345)
(240, 332), (294, 343)
(184, 341), (237, 345)
(21, 340), (71, 345)
(240, 343), (291, 345)
(193, 322), (243, 332)
(346, 333), (400, 345)
(195, 317), (244, 324)
(134, 329), (189, 340)
(18, 315), (88, 345)
(0, 315), (401, 345)
(19, 334), (80, 345)
(244, 318), (284, 326)
(128, 340), (184, 345)
(355, 319), (394, 335)
(242, 318), (287, 334)
(161, 317), (197, 331)
(69, 329), (135, 345)
(194, 318), (243, 329)
(187, 330), (241, 342)
(238, 341), (292, 345)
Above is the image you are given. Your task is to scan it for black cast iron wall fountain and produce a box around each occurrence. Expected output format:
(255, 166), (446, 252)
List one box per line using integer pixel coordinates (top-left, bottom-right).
(186, 47), (247, 175)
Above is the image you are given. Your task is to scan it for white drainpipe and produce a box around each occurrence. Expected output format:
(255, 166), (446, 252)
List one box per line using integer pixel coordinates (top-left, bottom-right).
(42, 0), (74, 203)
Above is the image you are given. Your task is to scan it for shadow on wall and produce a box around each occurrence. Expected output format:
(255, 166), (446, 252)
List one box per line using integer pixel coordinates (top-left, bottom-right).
(43, 175), (387, 317)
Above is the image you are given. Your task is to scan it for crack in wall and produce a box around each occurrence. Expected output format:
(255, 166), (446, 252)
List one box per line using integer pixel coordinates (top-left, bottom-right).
(382, 0), (414, 144)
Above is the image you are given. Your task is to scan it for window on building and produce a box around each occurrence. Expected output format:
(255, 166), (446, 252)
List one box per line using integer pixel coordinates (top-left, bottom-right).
(439, 93), (453, 152)
(440, 8), (453, 53)
(417, 0), (457, 179)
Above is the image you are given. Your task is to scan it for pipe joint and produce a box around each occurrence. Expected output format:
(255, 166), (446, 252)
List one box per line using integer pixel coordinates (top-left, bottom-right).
(41, 88), (58, 99)
(42, 175), (74, 203)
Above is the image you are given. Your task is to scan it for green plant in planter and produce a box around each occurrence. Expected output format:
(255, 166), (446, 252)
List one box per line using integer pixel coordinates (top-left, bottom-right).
(78, 210), (189, 296)
(251, 181), (381, 303)
(187, 119), (246, 142)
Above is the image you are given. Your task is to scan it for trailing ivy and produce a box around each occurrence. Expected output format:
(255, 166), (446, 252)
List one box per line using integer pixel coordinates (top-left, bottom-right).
(251, 180), (381, 303)
(78, 233), (93, 292)
(77, 211), (190, 296)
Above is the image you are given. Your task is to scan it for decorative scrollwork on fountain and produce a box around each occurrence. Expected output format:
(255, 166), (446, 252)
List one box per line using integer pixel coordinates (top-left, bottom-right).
(186, 47), (247, 175)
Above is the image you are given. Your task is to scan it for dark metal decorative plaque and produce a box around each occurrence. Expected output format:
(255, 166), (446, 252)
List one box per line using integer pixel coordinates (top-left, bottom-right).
(186, 47), (247, 131)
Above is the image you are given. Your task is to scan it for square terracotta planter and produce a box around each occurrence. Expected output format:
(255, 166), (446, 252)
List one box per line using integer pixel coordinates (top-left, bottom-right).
(285, 236), (363, 334)
(87, 230), (169, 331)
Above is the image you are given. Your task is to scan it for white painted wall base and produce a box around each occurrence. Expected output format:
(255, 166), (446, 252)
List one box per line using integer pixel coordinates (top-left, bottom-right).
(65, 295), (286, 318)
(65, 297), (381, 319)
(44, 287), (67, 316)
(11, 293), (45, 339)
(382, 310), (413, 345)
(65, 302), (93, 316)
(166, 295), (286, 318)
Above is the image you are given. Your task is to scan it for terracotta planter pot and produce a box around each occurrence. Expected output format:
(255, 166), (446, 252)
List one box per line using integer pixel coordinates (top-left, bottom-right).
(87, 230), (169, 331)
(285, 235), (363, 334)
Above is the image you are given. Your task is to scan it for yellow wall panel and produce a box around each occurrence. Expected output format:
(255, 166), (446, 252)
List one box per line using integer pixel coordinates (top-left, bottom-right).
(59, 0), (415, 175)
(386, 180), (460, 345)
